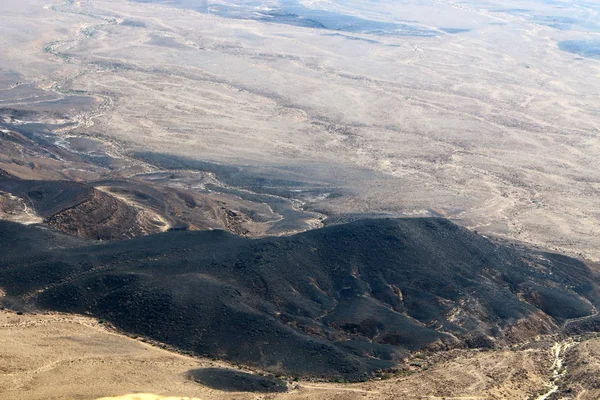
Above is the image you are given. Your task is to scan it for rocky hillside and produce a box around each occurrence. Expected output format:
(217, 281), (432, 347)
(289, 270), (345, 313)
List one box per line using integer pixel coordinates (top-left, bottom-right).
(0, 218), (598, 380)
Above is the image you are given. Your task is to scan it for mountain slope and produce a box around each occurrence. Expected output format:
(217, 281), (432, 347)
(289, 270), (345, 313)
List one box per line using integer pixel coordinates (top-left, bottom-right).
(0, 218), (598, 380)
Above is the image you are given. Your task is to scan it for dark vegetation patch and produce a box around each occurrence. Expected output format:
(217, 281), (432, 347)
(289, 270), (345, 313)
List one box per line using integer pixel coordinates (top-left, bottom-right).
(0, 218), (598, 380)
(187, 368), (287, 392)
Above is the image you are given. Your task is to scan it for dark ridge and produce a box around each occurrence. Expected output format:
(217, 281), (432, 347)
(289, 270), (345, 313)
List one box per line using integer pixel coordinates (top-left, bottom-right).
(0, 218), (599, 380)
(187, 368), (287, 393)
(43, 188), (162, 240)
(0, 177), (93, 217)
(564, 315), (600, 335)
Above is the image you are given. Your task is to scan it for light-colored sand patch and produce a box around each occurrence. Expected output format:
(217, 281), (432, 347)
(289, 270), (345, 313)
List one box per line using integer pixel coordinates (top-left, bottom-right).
(96, 395), (202, 400)
(0, 192), (43, 225)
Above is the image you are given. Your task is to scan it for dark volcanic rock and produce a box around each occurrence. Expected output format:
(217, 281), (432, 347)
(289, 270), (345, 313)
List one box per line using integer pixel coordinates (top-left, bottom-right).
(0, 218), (599, 380)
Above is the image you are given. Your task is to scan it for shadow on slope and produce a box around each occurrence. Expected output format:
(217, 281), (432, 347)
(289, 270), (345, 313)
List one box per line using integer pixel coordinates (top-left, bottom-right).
(187, 368), (287, 392)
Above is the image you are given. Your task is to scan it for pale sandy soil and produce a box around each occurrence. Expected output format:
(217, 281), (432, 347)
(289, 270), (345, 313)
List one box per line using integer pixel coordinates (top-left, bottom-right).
(0, 308), (582, 400)
(2, 0), (600, 260)
(0, 192), (43, 225)
(97, 396), (202, 400)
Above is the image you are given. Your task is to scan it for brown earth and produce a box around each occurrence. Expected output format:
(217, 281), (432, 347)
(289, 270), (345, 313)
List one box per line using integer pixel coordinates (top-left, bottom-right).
(2, 308), (594, 400)
(558, 337), (600, 399)
(44, 188), (165, 240)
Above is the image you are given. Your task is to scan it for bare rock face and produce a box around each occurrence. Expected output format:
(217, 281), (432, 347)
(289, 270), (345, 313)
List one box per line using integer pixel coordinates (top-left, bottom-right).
(43, 188), (165, 240)
(0, 218), (598, 381)
(0, 176), (165, 240)
(0, 167), (318, 241)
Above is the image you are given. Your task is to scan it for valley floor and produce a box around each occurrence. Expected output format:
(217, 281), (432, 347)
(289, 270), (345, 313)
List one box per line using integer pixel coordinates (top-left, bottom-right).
(1, 309), (598, 400)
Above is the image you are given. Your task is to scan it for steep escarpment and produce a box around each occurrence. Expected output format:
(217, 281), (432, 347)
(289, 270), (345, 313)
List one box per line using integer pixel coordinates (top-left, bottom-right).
(0, 218), (598, 380)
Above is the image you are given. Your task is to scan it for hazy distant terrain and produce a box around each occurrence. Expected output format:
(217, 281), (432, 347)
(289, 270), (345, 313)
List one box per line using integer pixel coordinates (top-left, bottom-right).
(1, 0), (600, 259)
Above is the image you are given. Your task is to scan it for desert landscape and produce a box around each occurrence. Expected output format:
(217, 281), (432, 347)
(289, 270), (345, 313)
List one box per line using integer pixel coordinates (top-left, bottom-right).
(2, 306), (599, 400)
(2, 0), (600, 258)
(1, 0), (600, 398)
